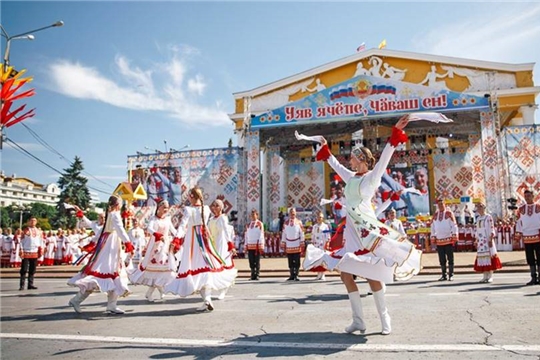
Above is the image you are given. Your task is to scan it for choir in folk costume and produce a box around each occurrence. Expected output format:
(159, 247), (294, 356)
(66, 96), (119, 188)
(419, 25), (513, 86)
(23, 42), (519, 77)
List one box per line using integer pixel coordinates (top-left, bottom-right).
(244, 209), (265, 281)
(19, 217), (43, 290)
(11, 229), (22, 268)
(281, 207), (305, 281)
(67, 196), (135, 314)
(473, 201), (502, 283)
(54, 229), (67, 265)
(128, 199), (177, 302)
(514, 189), (540, 285)
(1, 228), (14, 268)
(165, 187), (237, 312)
(127, 218), (146, 268)
(43, 231), (56, 266)
(310, 211), (330, 280)
(302, 115), (421, 335)
(208, 199), (237, 299)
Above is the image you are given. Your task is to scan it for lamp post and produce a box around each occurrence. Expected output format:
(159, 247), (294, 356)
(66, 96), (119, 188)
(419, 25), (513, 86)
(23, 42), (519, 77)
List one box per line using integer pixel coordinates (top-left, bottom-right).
(1, 20), (64, 73)
(13, 203), (31, 230)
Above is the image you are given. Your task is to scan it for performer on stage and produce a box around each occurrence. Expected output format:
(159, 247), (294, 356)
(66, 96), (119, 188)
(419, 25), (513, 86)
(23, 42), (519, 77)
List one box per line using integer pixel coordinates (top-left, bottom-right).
(473, 201), (502, 282)
(244, 209), (265, 280)
(165, 187), (237, 312)
(67, 196), (135, 314)
(515, 190), (540, 285)
(208, 199), (236, 298)
(281, 207), (305, 281)
(302, 115), (421, 335)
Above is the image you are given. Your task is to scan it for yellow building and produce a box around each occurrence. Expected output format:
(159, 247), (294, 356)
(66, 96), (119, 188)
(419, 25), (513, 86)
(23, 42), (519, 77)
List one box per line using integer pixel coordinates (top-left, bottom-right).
(229, 49), (539, 223)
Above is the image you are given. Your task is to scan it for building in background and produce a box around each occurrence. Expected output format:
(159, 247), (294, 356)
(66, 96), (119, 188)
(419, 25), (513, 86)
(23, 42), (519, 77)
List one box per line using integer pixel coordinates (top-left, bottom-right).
(0, 173), (60, 207)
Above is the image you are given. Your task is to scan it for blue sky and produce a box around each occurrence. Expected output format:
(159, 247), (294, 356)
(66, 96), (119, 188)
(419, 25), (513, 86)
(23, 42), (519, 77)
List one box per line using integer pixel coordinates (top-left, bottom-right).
(2, 1), (540, 201)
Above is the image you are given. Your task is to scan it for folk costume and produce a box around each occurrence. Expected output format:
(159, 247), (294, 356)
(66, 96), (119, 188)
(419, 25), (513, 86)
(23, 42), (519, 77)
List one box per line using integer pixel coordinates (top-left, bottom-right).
(281, 216), (305, 281)
(19, 224), (43, 290)
(165, 205), (237, 310)
(244, 218), (265, 280)
(310, 219), (331, 280)
(430, 206), (458, 281)
(473, 212), (502, 282)
(208, 213), (236, 298)
(128, 213), (177, 302)
(67, 208), (135, 314)
(515, 202), (540, 285)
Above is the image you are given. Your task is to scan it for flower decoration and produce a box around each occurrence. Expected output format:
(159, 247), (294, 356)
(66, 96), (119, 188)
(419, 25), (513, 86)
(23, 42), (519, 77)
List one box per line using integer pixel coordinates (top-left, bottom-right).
(1, 66), (35, 128)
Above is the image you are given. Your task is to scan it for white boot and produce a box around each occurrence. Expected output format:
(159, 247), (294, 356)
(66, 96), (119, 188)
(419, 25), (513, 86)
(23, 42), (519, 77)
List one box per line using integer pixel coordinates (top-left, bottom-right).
(486, 271), (493, 283)
(106, 291), (125, 314)
(316, 273), (322, 280)
(216, 288), (227, 300)
(320, 273), (326, 281)
(145, 286), (155, 302)
(345, 291), (366, 334)
(197, 287), (214, 312)
(68, 291), (91, 313)
(157, 286), (164, 300)
(373, 289), (391, 335)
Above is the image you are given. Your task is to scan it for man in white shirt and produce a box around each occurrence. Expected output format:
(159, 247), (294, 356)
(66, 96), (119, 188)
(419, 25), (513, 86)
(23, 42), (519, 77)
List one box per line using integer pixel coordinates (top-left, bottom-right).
(244, 210), (265, 280)
(19, 217), (43, 290)
(515, 190), (540, 285)
(430, 198), (458, 281)
(281, 208), (305, 281)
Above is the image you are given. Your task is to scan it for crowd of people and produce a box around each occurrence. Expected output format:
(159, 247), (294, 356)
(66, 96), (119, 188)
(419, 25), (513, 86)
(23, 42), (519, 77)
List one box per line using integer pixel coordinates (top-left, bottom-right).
(3, 116), (540, 335)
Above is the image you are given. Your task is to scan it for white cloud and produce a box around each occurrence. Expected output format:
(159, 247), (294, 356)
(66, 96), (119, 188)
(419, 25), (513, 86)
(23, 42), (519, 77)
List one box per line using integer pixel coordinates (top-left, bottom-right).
(413, 4), (540, 64)
(188, 74), (207, 95)
(47, 46), (229, 127)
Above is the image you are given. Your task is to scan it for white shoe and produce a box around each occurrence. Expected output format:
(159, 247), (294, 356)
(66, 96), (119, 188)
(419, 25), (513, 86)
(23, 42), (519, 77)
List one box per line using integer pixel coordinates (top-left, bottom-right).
(145, 287), (154, 302)
(156, 287), (164, 300)
(216, 290), (226, 300)
(345, 321), (366, 334)
(486, 278), (493, 283)
(196, 303), (208, 312)
(320, 274), (326, 281)
(205, 298), (214, 311)
(106, 307), (125, 315)
(68, 298), (82, 313)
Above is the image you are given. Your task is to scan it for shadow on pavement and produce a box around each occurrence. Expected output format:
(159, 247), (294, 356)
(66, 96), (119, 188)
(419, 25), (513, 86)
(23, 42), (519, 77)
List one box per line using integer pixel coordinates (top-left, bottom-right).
(50, 331), (370, 358)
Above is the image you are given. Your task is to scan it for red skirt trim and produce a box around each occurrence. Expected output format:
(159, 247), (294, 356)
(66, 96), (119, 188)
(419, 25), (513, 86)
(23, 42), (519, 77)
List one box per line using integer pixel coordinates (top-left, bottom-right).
(83, 269), (119, 279)
(176, 264), (234, 279)
(473, 255), (503, 272)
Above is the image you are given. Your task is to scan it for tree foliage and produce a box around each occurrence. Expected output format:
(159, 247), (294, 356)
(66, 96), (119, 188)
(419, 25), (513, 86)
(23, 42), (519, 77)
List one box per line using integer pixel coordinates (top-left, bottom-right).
(55, 156), (91, 228)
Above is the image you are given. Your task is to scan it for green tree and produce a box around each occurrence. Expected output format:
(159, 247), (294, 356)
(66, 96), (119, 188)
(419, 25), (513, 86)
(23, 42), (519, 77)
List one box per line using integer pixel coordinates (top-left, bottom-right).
(30, 203), (57, 220)
(55, 156), (91, 228)
(0, 207), (12, 230)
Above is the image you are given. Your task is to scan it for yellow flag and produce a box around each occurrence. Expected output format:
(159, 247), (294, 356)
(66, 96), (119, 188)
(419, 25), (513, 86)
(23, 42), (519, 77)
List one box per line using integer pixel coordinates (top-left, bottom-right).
(378, 39), (387, 49)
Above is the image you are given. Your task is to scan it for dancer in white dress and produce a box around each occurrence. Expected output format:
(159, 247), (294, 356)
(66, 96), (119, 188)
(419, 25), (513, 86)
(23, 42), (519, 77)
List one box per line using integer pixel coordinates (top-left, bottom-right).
(208, 199), (236, 300)
(473, 201), (502, 283)
(303, 115), (421, 335)
(165, 187), (238, 311)
(129, 199), (177, 302)
(310, 211), (331, 280)
(67, 196), (135, 314)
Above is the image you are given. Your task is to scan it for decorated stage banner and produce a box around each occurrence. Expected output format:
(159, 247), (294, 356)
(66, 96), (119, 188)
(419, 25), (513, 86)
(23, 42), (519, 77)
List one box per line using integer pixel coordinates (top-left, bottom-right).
(250, 75), (489, 128)
(504, 125), (540, 203)
(127, 147), (241, 217)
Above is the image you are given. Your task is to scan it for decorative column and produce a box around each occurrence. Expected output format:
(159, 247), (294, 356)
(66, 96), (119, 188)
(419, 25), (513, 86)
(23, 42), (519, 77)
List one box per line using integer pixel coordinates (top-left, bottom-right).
(264, 145), (285, 224)
(245, 130), (262, 216)
(480, 110), (505, 217)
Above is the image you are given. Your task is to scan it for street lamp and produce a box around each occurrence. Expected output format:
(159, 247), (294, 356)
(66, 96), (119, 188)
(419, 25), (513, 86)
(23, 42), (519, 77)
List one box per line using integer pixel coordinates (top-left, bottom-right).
(1, 20), (64, 72)
(13, 203), (31, 230)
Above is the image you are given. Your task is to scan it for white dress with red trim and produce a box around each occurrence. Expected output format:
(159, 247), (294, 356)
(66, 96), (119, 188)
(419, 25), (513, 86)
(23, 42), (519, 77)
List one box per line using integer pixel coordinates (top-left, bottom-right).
(165, 205), (237, 297)
(68, 210), (132, 296)
(303, 127), (422, 283)
(43, 236), (56, 266)
(1, 235), (14, 267)
(208, 214), (236, 269)
(474, 214), (502, 272)
(128, 215), (178, 287)
(10, 236), (21, 268)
